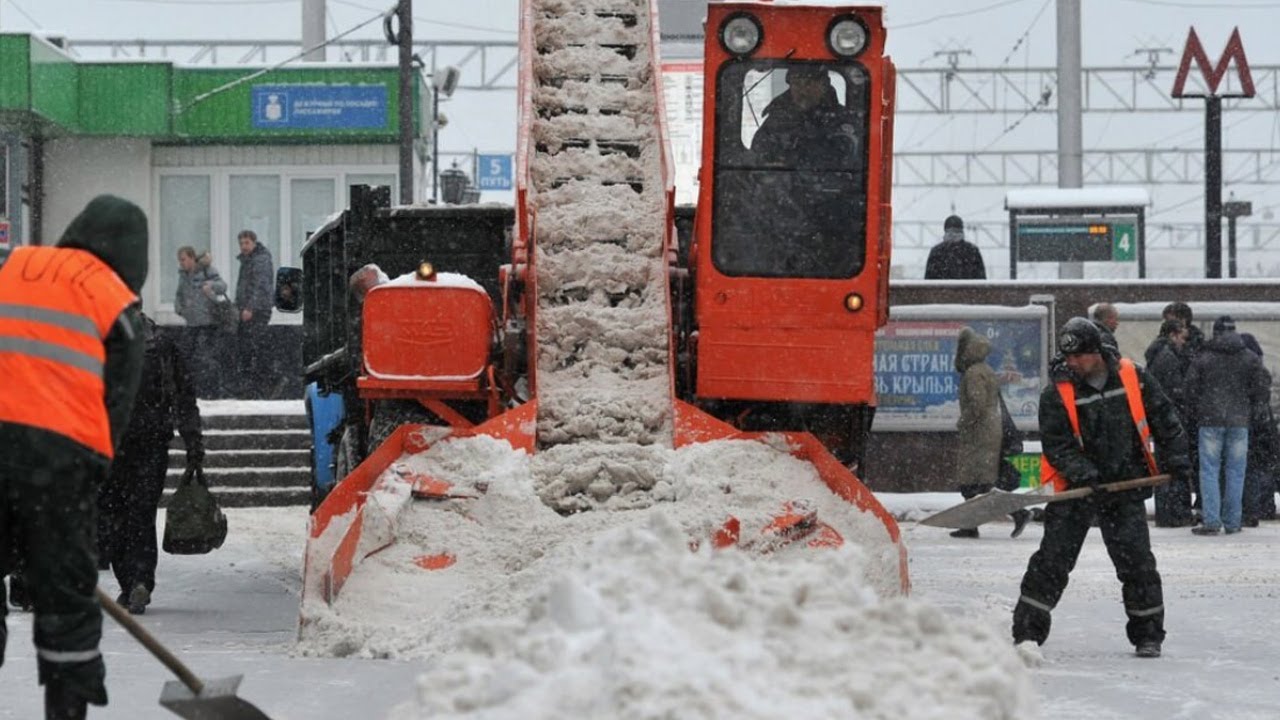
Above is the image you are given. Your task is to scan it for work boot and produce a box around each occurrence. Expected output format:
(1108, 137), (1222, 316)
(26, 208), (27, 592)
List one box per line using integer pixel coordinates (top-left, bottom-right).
(126, 583), (151, 615)
(44, 683), (88, 720)
(1009, 509), (1031, 538)
(1191, 525), (1220, 536)
(949, 527), (980, 539)
(1134, 641), (1162, 658)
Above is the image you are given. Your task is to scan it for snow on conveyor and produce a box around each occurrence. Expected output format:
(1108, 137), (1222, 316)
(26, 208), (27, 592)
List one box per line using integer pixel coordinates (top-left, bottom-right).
(297, 435), (1034, 720)
(529, 0), (673, 512)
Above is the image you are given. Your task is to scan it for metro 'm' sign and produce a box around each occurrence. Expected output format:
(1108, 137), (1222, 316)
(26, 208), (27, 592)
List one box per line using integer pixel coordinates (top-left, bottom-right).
(1171, 27), (1255, 99)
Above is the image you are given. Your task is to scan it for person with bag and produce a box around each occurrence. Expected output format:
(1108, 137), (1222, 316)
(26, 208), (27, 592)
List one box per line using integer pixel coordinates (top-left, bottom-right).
(174, 246), (228, 397)
(97, 312), (204, 616)
(0, 195), (149, 719)
(948, 327), (1030, 538)
(1013, 318), (1192, 659)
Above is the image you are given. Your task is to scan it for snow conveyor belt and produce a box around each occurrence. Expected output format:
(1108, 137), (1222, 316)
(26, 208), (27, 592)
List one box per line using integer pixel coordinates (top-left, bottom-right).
(527, 0), (673, 511)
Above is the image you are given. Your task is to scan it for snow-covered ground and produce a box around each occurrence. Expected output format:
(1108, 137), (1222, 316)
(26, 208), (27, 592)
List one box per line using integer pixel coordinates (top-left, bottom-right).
(3, 496), (1279, 719)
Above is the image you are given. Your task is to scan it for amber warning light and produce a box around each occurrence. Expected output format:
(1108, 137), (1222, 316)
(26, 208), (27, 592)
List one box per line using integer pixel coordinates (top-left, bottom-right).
(416, 261), (437, 280)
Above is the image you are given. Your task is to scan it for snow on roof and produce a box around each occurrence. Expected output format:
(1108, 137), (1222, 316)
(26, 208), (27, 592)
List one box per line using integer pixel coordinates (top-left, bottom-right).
(380, 270), (486, 292)
(1108, 300), (1280, 320)
(890, 303), (1048, 320)
(1005, 187), (1151, 210)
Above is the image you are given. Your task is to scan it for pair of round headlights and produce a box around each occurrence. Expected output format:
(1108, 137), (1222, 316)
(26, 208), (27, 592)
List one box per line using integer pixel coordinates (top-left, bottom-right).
(720, 14), (869, 59)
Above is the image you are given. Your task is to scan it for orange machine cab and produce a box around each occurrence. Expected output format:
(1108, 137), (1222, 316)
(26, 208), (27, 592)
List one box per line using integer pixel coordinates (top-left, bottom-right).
(693, 3), (894, 405)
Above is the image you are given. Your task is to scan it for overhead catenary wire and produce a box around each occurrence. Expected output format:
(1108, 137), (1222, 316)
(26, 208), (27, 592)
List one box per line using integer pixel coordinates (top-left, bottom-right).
(1115, 0), (1280, 8)
(888, 0), (1031, 30)
(3, 0), (44, 28)
(176, 7), (387, 114)
(331, 0), (517, 36)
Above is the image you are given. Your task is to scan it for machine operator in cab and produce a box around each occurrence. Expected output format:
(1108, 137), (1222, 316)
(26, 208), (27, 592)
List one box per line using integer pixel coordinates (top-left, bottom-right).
(751, 64), (860, 167)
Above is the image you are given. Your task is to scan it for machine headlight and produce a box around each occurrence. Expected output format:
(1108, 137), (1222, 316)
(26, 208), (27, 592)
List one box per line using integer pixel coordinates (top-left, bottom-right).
(844, 293), (864, 312)
(720, 14), (762, 56)
(417, 261), (436, 280)
(827, 17), (868, 58)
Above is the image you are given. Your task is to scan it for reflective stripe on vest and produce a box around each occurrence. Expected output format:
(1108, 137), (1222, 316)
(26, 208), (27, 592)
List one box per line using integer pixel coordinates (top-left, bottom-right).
(1041, 358), (1160, 492)
(0, 246), (138, 457)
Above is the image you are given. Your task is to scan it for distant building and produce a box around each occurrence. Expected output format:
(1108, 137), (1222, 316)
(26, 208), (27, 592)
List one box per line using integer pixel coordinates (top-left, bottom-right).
(0, 32), (432, 325)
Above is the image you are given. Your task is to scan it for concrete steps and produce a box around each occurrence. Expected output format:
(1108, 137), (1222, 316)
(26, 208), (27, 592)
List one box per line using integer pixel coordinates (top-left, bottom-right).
(164, 401), (311, 508)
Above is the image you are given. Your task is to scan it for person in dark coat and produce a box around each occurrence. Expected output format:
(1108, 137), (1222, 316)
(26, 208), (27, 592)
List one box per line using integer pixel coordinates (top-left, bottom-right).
(98, 313), (204, 615)
(1013, 318), (1191, 659)
(751, 64), (859, 167)
(924, 215), (986, 280)
(1185, 316), (1269, 535)
(1238, 332), (1278, 525)
(234, 229), (274, 398)
(0, 195), (148, 719)
(1148, 319), (1196, 526)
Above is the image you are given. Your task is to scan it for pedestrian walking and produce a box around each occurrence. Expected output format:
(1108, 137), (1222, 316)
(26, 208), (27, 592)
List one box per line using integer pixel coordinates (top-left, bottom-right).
(0, 195), (149, 719)
(1091, 303), (1119, 334)
(948, 327), (1031, 538)
(97, 313), (203, 615)
(924, 215), (986, 280)
(1013, 318), (1191, 659)
(234, 230), (274, 398)
(174, 245), (228, 397)
(1185, 316), (1268, 535)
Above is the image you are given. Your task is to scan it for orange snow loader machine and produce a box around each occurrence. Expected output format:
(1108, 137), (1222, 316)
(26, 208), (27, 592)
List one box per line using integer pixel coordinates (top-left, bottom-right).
(292, 0), (906, 606)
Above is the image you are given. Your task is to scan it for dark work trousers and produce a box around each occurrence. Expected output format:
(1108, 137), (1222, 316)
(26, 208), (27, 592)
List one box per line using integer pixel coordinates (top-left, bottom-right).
(1013, 496), (1164, 648)
(184, 325), (224, 399)
(0, 460), (109, 705)
(235, 317), (270, 399)
(97, 436), (170, 596)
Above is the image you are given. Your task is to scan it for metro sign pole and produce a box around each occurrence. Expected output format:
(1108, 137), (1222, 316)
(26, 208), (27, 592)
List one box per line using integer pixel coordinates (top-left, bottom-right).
(1171, 27), (1255, 279)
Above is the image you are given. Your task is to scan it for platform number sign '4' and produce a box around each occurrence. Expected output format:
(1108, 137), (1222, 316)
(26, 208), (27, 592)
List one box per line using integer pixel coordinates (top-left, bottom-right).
(1112, 222), (1136, 262)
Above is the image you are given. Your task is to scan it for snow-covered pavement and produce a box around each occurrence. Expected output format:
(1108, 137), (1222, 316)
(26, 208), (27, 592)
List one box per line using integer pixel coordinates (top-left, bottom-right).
(2, 497), (1279, 718)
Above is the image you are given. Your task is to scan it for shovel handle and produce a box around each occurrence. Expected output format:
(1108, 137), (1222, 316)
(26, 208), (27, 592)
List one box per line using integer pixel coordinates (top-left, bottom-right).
(96, 587), (205, 695)
(1090, 473), (1171, 494)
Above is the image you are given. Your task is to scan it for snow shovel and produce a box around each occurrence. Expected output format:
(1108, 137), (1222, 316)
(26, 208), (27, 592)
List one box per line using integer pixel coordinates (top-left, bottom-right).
(918, 474), (1170, 529)
(96, 587), (274, 720)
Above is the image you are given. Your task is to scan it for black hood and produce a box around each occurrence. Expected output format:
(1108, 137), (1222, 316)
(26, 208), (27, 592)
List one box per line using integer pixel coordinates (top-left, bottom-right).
(1205, 331), (1247, 355)
(57, 195), (149, 293)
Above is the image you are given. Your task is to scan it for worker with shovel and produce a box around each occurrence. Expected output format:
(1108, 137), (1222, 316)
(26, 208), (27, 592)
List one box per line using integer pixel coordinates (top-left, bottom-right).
(0, 196), (148, 719)
(1012, 317), (1192, 659)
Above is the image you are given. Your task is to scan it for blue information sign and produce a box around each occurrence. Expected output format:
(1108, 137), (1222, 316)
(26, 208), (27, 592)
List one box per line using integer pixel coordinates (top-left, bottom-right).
(476, 154), (513, 191)
(251, 85), (388, 130)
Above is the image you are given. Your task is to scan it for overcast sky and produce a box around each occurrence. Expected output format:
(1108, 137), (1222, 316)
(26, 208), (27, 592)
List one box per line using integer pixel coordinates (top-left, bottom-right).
(3, 0), (1278, 225)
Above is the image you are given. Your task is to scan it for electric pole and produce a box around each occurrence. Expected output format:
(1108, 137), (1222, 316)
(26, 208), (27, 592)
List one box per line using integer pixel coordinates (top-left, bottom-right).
(397, 0), (414, 204)
(302, 0), (326, 62)
(1056, 0), (1084, 279)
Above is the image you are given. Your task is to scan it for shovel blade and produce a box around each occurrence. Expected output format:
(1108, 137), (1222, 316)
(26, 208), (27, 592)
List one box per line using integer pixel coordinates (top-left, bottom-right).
(160, 676), (274, 720)
(918, 488), (1056, 529)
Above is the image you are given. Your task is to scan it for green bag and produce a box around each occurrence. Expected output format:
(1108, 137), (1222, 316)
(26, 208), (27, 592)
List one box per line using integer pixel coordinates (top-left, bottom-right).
(163, 467), (228, 555)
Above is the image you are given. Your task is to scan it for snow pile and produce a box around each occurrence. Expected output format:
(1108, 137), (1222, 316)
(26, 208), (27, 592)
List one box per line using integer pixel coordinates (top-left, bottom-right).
(386, 513), (1034, 720)
(300, 436), (1034, 719)
(297, 435), (904, 657)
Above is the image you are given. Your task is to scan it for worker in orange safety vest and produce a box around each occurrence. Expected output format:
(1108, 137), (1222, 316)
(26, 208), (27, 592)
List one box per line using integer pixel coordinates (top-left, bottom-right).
(0, 195), (149, 720)
(1013, 317), (1192, 660)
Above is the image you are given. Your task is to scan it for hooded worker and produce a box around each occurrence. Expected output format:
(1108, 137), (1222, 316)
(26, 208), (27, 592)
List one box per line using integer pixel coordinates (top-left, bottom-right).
(0, 194), (148, 719)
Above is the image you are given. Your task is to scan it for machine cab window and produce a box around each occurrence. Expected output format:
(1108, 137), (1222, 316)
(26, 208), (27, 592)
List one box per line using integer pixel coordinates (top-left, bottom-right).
(712, 60), (870, 279)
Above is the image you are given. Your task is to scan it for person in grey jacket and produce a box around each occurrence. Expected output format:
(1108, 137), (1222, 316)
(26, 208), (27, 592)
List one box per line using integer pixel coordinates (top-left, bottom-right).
(174, 246), (228, 397)
(1185, 316), (1270, 535)
(233, 230), (274, 398)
